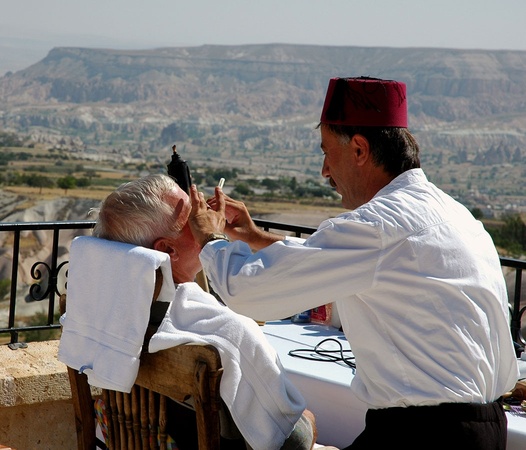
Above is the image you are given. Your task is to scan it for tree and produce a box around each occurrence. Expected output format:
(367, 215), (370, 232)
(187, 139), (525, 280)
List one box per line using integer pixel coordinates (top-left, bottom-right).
(232, 182), (254, 197)
(261, 178), (280, 193)
(289, 177), (298, 192)
(471, 208), (484, 220)
(76, 177), (91, 188)
(84, 169), (97, 180)
(0, 131), (23, 147)
(26, 175), (54, 194)
(502, 214), (526, 251)
(487, 213), (526, 256)
(57, 175), (77, 194)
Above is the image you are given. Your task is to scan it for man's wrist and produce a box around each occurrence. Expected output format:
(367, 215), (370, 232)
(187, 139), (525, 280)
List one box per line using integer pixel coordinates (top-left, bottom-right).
(250, 230), (284, 251)
(201, 232), (230, 248)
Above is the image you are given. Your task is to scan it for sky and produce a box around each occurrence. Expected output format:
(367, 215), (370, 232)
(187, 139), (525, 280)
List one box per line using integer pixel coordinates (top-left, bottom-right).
(1, 0), (525, 74)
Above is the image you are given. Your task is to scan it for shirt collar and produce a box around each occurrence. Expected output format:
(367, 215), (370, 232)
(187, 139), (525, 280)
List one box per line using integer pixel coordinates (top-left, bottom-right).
(373, 168), (426, 199)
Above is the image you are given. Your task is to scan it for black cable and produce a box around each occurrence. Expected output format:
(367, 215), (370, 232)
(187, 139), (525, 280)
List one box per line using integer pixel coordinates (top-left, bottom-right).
(288, 338), (356, 369)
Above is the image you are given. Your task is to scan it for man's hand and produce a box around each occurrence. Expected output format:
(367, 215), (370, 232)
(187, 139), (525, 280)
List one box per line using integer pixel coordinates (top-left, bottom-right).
(207, 191), (284, 251)
(188, 185), (227, 247)
(207, 193), (259, 242)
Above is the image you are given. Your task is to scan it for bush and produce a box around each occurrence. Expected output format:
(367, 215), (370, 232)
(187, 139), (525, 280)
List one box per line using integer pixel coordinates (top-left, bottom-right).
(0, 131), (24, 147)
(0, 279), (10, 299)
(18, 311), (62, 343)
(487, 213), (526, 256)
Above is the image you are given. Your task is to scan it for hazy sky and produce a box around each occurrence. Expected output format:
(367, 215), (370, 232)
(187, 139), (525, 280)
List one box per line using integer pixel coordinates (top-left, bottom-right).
(1, 0), (525, 73)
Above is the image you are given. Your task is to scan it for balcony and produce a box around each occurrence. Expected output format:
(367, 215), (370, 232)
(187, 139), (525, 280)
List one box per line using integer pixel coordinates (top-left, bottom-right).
(0, 219), (525, 448)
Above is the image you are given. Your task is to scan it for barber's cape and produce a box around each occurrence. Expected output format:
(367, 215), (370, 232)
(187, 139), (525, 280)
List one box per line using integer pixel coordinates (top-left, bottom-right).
(149, 282), (306, 450)
(58, 236), (305, 450)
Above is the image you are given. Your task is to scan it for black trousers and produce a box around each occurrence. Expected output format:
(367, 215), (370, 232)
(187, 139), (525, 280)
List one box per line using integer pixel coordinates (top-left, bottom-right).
(344, 399), (507, 450)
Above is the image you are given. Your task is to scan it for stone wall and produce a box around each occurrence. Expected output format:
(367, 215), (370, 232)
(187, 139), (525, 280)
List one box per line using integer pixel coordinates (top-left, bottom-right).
(0, 340), (77, 450)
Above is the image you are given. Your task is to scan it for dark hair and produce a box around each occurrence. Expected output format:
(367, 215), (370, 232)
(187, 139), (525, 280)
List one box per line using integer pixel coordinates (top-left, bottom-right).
(322, 124), (421, 177)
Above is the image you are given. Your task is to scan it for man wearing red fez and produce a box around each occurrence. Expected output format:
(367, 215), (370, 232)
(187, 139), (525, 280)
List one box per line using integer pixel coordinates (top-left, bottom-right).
(189, 77), (518, 449)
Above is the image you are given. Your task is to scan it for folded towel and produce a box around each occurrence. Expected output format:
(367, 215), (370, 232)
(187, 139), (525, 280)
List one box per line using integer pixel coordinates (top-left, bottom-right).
(58, 236), (175, 392)
(149, 282), (306, 450)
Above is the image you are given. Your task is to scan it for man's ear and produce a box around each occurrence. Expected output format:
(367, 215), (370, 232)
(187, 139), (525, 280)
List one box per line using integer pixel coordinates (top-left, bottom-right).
(351, 134), (370, 166)
(153, 237), (179, 261)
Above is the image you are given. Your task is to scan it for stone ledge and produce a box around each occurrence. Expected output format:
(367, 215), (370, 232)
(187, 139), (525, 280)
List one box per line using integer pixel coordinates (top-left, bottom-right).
(0, 340), (70, 407)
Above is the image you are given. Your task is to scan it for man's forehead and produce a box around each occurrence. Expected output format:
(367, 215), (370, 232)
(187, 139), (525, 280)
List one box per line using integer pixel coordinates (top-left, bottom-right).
(168, 189), (190, 218)
(320, 127), (339, 147)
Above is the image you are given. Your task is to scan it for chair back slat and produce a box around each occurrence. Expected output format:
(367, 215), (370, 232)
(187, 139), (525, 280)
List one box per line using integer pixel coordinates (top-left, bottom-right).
(115, 392), (126, 448)
(158, 396), (168, 450)
(139, 388), (150, 449)
(66, 368), (97, 450)
(131, 387), (141, 449)
(123, 391), (134, 449)
(148, 391), (159, 450)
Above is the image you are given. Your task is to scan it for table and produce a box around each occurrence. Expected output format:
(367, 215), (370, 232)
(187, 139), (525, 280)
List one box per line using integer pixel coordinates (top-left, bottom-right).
(262, 320), (526, 449)
(262, 320), (365, 447)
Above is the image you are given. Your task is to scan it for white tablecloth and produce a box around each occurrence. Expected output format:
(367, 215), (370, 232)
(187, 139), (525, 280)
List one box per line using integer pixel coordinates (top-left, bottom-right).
(262, 320), (526, 449)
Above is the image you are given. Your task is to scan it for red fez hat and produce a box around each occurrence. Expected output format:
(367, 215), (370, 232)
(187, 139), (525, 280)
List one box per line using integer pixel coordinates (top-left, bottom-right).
(320, 77), (407, 128)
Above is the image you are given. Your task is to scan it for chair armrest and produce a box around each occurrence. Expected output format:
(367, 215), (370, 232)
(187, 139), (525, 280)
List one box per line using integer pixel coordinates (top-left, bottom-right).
(136, 343), (223, 409)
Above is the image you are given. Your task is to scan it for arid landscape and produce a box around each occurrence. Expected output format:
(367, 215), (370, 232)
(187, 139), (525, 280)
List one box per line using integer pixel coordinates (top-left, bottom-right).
(1, 44), (526, 215)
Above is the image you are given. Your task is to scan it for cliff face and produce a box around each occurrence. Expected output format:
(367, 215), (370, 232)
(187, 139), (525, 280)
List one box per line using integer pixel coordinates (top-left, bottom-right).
(3, 45), (526, 118)
(1, 44), (526, 161)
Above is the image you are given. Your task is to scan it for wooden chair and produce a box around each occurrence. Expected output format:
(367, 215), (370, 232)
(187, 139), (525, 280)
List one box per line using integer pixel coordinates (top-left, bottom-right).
(60, 269), (224, 450)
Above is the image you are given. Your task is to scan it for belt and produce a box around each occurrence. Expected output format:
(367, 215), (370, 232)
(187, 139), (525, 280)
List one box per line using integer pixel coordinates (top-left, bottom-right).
(368, 398), (504, 423)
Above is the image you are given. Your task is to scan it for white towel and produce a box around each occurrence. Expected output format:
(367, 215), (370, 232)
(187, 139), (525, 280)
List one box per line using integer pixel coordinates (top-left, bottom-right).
(149, 282), (306, 450)
(58, 236), (175, 392)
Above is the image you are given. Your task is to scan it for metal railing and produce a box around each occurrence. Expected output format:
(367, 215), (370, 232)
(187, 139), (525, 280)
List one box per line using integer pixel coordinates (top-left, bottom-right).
(501, 257), (526, 345)
(1, 219), (525, 347)
(0, 220), (95, 348)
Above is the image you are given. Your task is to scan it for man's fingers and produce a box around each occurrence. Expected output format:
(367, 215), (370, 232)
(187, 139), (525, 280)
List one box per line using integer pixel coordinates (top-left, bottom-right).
(190, 184), (200, 206)
(198, 190), (206, 205)
(190, 185), (207, 210)
(215, 186), (226, 215)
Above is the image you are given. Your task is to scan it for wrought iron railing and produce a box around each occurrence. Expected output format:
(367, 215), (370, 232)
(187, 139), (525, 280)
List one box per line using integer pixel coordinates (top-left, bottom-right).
(0, 221), (94, 348)
(1, 220), (525, 348)
(501, 257), (526, 345)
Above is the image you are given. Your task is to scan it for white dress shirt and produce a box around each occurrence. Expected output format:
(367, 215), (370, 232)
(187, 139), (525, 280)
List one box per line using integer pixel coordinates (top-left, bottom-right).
(200, 168), (519, 409)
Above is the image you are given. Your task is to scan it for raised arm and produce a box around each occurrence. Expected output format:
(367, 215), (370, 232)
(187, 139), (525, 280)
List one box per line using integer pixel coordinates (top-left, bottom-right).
(190, 185), (283, 251)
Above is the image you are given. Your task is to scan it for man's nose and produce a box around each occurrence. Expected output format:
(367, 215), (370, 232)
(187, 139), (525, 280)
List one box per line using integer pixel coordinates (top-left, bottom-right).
(321, 158), (330, 178)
